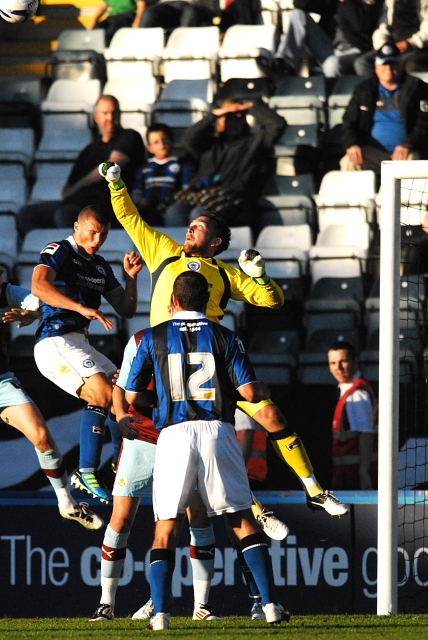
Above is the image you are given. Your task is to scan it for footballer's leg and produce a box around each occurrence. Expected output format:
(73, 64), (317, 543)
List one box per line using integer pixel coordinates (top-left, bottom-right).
(34, 335), (116, 503)
(187, 489), (221, 621)
(223, 515), (266, 619)
(226, 509), (290, 625)
(71, 372), (113, 504)
(1, 399), (103, 530)
(240, 400), (350, 518)
(91, 436), (157, 620)
(90, 496), (141, 622)
(148, 518), (184, 630)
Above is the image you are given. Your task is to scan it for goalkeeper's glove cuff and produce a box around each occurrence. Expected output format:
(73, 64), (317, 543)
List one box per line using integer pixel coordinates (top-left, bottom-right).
(253, 274), (270, 285)
(110, 179), (125, 190)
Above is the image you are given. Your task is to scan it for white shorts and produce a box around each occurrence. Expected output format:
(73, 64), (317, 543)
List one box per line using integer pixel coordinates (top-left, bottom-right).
(113, 438), (156, 498)
(34, 332), (117, 398)
(152, 419), (253, 521)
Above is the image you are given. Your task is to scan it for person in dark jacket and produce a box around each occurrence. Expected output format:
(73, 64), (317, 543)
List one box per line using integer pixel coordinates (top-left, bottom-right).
(355, 0), (428, 76)
(257, 0), (383, 80)
(340, 43), (428, 172)
(17, 95), (146, 235)
(163, 98), (286, 227)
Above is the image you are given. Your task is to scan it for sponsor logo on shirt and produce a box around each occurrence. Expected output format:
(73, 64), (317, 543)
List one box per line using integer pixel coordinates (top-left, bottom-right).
(83, 359), (95, 368)
(41, 243), (60, 255)
(96, 265), (107, 276)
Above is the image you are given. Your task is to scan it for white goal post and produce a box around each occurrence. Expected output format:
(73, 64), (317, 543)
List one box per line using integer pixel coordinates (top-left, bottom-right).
(377, 160), (428, 615)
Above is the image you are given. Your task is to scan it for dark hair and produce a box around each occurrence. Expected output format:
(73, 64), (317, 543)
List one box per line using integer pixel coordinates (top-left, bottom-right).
(146, 122), (174, 144)
(78, 205), (111, 227)
(328, 340), (358, 360)
(173, 271), (210, 312)
(204, 212), (231, 255)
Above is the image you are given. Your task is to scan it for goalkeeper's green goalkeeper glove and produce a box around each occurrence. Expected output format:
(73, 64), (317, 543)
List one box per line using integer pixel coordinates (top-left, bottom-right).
(238, 249), (270, 285)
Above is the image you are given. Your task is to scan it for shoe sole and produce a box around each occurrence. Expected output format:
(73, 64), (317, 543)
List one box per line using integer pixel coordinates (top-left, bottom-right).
(59, 511), (104, 531)
(71, 474), (112, 504)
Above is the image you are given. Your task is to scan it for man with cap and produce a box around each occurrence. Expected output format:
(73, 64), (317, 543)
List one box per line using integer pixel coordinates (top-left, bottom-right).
(340, 42), (428, 172)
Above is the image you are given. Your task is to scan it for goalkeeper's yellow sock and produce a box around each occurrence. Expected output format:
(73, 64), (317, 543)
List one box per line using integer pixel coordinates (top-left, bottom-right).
(251, 495), (265, 518)
(268, 430), (323, 498)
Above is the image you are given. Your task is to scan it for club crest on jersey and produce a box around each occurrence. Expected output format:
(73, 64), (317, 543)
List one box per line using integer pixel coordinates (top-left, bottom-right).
(187, 261), (201, 271)
(96, 265), (107, 276)
(83, 359), (95, 368)
(41, 242), (60, 255)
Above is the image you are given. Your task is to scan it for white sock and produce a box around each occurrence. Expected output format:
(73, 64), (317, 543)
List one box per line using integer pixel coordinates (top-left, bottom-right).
(300, 474), (323, 496)
(101, 577), (120, 607)
(55, 487), (76, 513)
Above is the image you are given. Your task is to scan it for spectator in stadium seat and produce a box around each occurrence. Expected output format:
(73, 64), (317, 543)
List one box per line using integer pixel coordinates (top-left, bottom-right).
(164, 97), (286, 228)
(355, 0), (428, 77)
(340, 43), (428, 173)
(87, 0), (146, 46)
(139, 0), (219, 29)
(257, 0), (383, 81)
(328, 341), (377, 490)
(131, 123), (193, 226)
(17, 95), (145, 236)
(219, 0), (263, 32)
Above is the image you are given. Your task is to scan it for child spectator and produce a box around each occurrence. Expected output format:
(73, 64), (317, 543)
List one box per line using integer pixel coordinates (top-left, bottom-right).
(132, 123), (192, 226)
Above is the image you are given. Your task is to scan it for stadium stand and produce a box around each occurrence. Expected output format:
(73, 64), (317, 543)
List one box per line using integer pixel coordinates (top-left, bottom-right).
(161, 25), (220, 83)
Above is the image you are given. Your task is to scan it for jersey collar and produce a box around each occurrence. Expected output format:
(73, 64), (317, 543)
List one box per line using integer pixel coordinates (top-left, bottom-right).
(172, 311), (207, 320)
(67, 235), (94, 262)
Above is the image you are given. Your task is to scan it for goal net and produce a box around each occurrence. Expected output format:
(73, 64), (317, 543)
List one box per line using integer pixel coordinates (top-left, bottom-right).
(378, 161), (428, 614)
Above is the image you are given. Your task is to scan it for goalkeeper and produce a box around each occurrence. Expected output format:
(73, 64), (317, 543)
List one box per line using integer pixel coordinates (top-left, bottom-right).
(99, 160), (349, 519)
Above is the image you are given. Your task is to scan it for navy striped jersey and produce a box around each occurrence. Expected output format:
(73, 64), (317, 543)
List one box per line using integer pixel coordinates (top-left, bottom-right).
(132, 156), (185, 207)
(35, 235), (121, 341)
(126, 311), (257, 429)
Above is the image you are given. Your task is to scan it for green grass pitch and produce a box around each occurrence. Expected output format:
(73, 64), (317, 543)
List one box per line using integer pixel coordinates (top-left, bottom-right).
(0, 615), (428, 639)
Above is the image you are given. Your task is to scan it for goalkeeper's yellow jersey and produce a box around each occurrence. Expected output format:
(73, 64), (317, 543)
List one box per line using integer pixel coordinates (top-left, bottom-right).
(111, 185), (284, 327)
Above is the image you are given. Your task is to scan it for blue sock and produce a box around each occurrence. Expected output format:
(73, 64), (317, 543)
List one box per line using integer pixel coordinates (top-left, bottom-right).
(106, 411), (122, 463)
(236, 545), (260, 598)
(241, 534), (276, 606)
(79, 405), (108, 470)
(150, 549), (175, 614)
